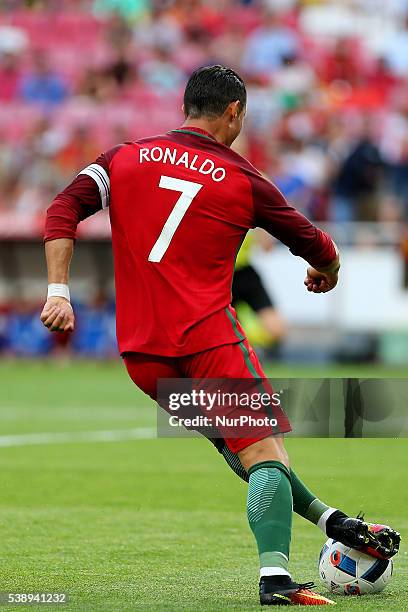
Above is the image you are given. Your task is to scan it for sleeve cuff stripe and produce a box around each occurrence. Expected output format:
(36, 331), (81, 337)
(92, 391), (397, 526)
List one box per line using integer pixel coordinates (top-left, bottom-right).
(78, 164), (110, 208)
(90, 165), (109, 195)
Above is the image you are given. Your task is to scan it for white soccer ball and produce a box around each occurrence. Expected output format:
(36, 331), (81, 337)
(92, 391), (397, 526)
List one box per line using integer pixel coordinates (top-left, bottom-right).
(318, 538), (393, 595)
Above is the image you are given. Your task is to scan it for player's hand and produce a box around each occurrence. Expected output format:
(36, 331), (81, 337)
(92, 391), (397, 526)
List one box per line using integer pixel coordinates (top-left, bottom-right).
(304, 267), (339, 294)
(40, 297), (75, 332)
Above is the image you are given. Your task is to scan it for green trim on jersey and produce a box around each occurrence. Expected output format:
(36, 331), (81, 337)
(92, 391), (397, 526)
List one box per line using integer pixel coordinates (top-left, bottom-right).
(238, 340), (259, 379)
(225, 307), (259, 378)
(170, 129), (215, 142)
(225, 306), (244, 341)
(225, 307), (281, 428)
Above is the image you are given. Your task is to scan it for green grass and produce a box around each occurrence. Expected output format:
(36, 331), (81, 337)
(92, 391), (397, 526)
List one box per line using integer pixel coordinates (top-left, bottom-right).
(0, 360), (407, 610)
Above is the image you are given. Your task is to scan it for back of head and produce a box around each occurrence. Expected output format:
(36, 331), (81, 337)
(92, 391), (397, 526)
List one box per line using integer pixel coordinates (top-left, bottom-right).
(184, 65), (247, 119)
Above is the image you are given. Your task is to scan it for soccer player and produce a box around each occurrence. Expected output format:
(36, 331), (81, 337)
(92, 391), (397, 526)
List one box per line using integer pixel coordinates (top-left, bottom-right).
(41, 66), (400, 606)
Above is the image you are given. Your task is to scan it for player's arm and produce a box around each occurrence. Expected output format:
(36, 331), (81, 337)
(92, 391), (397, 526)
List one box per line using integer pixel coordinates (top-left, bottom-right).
(252, 174), (340, 294)
(41, 238), (75, 332)
(41, 149), (117, 332)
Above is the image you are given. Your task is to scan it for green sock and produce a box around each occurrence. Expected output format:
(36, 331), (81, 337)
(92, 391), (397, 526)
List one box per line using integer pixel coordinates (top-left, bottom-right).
(247, 461), (292, 573)
(217, 444), (335, 532)
(290, 469), (333, 526)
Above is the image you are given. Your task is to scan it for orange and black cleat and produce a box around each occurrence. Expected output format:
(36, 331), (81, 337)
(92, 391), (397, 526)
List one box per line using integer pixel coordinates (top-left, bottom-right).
(260, 577), (335, 606)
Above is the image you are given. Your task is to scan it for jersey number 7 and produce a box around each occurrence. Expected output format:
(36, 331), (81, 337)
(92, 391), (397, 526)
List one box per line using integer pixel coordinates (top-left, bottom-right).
(148, 175), (203, 263)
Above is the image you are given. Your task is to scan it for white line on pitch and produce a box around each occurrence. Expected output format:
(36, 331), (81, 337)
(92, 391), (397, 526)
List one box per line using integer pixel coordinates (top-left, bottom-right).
(0, 427), (156, 448)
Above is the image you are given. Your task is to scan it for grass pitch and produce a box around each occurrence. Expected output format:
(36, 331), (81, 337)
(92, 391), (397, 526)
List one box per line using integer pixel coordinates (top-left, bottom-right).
(0, 360), (407, 611)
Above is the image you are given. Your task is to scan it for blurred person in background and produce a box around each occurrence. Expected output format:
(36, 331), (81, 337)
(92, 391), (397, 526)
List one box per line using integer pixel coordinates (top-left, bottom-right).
(382, 13), (408, 78)
(317, 38), (362, 85)
(272, 53), (317, 102)
(8, 299), (52, 357)
(78, 67), (112, 103)
(11, 118), (65, 213)
(0, 52), (22, 102)
(103, 47), (135, 91)
(0, 23), (27, 101)
(388, 135), (408, 220)
(136, 4), (183, 52)
(241, 6), (299, 79)
(168, 0), (225, 39)
(232, 231), (287, 353)
(19, 51), (68, 107)
(139, 44), (185, 93)
(381, 94), (408, 220)
(0, 23), (27, 58)
(93, 0), (148, 20)
(56, 125), (100, 179)
(72, 290), (117, 358)
(332, 120), (384, 222)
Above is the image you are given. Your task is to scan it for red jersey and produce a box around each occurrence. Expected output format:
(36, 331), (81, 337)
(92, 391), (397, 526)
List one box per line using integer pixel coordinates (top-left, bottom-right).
(45, 127), (337, 356)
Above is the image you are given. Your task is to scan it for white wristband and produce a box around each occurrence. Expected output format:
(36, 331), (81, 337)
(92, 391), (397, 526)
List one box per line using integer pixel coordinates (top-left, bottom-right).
(47, 283), (70, 302)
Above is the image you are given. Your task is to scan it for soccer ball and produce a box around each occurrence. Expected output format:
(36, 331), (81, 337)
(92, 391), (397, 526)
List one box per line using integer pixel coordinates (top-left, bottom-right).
(318, 538), (393, 595)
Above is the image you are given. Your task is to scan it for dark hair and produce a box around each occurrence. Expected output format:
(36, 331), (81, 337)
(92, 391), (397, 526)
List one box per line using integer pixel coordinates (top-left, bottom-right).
(184, 65), (247, 119)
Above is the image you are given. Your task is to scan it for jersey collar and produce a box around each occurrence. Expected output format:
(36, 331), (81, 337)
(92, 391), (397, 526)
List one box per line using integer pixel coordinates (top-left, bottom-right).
(170, 127), (217, 142)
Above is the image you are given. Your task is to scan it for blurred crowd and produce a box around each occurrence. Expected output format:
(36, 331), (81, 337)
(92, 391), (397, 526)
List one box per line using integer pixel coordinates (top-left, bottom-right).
(1, 0), (408, 224)
(0, 294), (118, 357)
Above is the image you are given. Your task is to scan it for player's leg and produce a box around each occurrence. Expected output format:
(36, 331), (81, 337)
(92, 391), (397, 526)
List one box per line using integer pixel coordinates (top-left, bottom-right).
(238, 436), (334, 605)
(182, 340), (334, 605)
(213, 438), (400, 560)
(238, 436), (292, 577)
(211, 438), (250, 482)
(182, 341), (292, 573)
